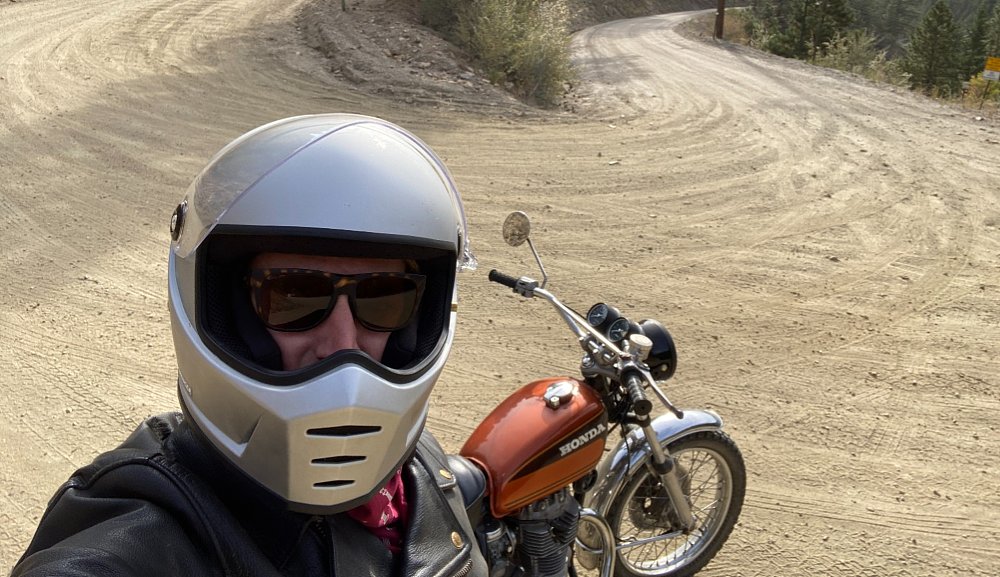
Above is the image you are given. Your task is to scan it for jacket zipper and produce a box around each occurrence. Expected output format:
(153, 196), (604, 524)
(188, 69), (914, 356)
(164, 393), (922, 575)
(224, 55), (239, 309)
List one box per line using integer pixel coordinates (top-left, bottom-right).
(452, 559), (473, 577)
(311, 516), (335, 575)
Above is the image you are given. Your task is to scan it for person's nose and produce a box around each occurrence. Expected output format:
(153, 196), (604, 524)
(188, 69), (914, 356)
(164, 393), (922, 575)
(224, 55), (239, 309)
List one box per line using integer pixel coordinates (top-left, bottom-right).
(313, 295), (359, 358)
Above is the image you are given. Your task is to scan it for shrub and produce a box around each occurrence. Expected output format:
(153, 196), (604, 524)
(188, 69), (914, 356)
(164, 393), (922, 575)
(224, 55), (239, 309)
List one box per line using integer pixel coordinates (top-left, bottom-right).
(812, 29), (909, 86)
(863, 51), (911, 87)
(812, 30), (878, 74)
(721, 10), (751, 44)
(456, 0), (521, 85)
(425, 0), (573, 106)
(965, 72), (1000, 103)
(506, 0), (573, 104)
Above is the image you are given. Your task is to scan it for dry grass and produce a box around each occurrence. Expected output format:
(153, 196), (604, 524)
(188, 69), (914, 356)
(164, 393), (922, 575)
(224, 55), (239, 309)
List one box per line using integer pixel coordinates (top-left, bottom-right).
(681, 8), (751, 44)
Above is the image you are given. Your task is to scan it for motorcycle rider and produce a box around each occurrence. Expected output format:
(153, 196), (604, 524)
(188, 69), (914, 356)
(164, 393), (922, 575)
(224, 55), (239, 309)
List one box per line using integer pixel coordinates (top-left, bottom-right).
(13, 114), (488, 576)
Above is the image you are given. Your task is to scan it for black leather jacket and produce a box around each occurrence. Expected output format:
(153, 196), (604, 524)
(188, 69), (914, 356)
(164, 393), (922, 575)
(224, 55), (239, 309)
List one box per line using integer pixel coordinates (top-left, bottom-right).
(13, 413), (488, 577)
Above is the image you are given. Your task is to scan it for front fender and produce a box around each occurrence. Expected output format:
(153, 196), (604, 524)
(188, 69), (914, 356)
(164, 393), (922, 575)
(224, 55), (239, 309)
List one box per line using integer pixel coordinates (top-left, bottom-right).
(585, 409), (723, 516)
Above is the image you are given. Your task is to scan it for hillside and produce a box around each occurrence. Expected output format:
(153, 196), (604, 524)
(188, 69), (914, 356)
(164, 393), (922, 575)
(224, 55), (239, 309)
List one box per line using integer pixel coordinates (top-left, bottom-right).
(568, 0), (730, 30)
(295, 0), (738, 113)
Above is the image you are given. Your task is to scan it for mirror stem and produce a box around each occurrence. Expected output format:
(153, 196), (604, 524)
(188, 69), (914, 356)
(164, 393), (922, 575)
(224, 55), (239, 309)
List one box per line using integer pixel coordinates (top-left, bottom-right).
(526, 238), (548, 289)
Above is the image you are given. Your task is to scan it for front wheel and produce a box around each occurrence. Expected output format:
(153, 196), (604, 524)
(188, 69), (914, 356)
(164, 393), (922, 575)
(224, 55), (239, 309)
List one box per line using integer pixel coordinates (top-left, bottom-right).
(606, 430), (745, 577)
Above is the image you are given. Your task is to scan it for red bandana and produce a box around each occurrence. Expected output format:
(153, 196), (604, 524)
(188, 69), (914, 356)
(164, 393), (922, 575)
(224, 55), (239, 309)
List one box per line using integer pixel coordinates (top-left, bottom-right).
(347, 470), (409, 553)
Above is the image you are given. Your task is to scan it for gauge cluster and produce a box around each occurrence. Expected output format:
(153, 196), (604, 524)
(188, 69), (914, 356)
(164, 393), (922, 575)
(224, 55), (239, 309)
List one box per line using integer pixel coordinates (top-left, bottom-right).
(586, 302), (678, 381)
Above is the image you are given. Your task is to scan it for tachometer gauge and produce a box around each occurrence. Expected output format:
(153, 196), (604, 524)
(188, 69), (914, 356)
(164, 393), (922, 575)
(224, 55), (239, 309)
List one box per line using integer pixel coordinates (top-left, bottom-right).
(607, 317), (631, 342)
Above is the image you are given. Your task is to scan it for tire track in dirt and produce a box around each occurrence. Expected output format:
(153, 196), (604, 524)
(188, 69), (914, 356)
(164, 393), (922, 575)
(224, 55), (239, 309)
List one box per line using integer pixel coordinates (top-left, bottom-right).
(3, 2), (1000, 575)
(751, 487), (998, 540)
(572, 12), (1000, 576)
(574, 12), (994, 376)
(0, 1), (359, 568)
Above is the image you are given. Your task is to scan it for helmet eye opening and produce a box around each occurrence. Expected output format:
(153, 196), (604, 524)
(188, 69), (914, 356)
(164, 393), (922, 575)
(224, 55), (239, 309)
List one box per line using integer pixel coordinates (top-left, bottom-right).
(194, 229), (457, 385)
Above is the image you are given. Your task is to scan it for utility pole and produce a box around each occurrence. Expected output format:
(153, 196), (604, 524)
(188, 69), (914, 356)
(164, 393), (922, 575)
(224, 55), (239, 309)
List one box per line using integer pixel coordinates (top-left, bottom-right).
(714, 0), (726, 39)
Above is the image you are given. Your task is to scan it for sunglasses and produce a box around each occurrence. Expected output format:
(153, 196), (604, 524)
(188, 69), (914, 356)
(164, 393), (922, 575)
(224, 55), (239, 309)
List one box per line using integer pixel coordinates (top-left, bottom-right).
(248, 268), (426, 332)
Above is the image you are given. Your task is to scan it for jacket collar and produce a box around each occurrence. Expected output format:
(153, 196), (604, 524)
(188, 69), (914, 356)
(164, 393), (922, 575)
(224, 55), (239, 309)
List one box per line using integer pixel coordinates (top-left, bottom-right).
(327, 455), (474, 577)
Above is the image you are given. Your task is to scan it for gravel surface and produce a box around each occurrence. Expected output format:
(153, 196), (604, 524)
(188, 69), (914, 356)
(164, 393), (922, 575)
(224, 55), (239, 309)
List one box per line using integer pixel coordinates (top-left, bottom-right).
(2, 0), (999, 574)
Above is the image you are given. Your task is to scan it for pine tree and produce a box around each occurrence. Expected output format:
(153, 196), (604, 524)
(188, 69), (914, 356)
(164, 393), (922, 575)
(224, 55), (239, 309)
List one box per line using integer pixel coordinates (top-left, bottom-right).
(748, 0), (809, 58)
(847, 0), (878, 30)
(749, 0), (854, 59)
(963, 2), (992, 77)
(879, 0), (921, 57)
(812, 0), (856, 57)
(906, 0), (963, 94)
(988, 3), (1000, 56)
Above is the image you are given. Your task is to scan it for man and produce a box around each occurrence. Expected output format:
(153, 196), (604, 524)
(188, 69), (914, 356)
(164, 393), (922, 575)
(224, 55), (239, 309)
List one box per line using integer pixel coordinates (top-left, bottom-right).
(13, 114), (487, 576)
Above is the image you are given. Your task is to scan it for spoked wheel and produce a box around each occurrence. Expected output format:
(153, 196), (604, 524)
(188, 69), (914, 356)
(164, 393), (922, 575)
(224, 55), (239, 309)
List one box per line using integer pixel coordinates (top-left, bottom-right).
(607, 430), (745, 577)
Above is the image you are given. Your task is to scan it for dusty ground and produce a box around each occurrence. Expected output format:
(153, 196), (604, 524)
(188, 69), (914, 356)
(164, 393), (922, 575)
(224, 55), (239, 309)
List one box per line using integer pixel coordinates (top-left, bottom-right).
(2, 0), (999, 575)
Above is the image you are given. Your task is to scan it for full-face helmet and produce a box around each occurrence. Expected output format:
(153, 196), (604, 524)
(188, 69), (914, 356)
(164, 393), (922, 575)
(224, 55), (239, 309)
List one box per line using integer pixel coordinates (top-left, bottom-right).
(167, 114), (475, 513)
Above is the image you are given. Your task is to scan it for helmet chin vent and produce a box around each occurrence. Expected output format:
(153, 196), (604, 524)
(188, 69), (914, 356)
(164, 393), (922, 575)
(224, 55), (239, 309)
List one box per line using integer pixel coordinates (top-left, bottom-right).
(314, 479), (355, 488)
(305, 426), (379, 492)
(311, 455), (366, 465)
(307, 425), (381, 437)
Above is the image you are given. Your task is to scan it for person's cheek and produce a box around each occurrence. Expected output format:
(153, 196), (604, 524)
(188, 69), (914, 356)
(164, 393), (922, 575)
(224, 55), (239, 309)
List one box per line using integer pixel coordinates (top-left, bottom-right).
(360, 330), (391, 362)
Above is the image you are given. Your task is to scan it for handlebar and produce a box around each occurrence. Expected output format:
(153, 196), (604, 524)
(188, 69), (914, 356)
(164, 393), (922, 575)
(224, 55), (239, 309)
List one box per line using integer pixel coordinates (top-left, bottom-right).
(488, 269), (519, 289)
(625, 373), (653, 416)
(489, 265), (684, 420)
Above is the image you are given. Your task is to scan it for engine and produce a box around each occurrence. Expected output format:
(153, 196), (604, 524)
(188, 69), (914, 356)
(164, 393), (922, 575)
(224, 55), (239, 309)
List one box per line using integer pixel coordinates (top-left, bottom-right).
(480, 487), (580, 577)
(461, 377), (606, 576)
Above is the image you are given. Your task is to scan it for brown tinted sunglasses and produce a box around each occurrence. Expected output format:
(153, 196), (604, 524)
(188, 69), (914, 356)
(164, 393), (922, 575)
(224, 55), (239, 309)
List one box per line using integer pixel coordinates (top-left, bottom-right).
(248, 268), (426, 332)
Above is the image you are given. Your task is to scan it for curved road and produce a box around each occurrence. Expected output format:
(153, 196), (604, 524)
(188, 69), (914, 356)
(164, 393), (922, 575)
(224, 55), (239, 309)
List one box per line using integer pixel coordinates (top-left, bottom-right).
(2, 1), (999, 575)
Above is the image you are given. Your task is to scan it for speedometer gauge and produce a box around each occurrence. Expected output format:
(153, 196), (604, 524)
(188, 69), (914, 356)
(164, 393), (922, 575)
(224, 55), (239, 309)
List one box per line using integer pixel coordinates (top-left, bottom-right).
(587, 303), (612, 327)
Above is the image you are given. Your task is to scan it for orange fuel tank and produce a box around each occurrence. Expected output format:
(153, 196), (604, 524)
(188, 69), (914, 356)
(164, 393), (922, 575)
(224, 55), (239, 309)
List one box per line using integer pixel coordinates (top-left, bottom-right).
(460, 377), (609, 517)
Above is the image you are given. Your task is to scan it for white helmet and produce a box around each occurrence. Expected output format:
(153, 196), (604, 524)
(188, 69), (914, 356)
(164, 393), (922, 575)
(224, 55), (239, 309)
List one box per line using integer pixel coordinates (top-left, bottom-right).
(167, 114), (476, 513)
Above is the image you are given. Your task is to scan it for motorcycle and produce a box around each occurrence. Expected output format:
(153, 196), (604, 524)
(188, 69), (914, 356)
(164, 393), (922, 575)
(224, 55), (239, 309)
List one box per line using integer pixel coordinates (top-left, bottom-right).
(450, 211), (746, 577)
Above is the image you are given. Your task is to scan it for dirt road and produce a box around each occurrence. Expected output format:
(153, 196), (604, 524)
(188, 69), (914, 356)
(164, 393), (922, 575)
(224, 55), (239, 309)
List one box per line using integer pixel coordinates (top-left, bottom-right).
(2, 0), (999, 574)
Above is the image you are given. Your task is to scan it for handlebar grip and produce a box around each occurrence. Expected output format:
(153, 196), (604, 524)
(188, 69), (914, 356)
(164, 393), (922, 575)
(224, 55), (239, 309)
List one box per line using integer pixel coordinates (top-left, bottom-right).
(488, 269), (519, 289)
(626, 374), (653, 416)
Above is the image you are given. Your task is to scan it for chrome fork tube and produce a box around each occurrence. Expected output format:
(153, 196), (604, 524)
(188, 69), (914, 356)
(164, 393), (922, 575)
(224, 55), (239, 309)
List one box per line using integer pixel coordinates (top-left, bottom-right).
(639, 422), (695, 530)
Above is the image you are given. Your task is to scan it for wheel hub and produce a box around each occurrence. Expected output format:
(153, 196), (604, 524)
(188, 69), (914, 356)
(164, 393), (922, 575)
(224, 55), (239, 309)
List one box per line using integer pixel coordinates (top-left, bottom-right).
(626, 464), (691, 532)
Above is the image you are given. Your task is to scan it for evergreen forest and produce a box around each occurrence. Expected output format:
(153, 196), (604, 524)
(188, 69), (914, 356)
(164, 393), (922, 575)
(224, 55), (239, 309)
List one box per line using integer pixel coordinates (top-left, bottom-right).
(744, 0), (1000, 100)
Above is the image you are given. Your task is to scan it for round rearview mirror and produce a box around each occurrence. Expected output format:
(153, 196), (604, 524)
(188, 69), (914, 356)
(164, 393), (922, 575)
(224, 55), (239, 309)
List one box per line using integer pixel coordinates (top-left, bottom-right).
(502, 211), (531, 247)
